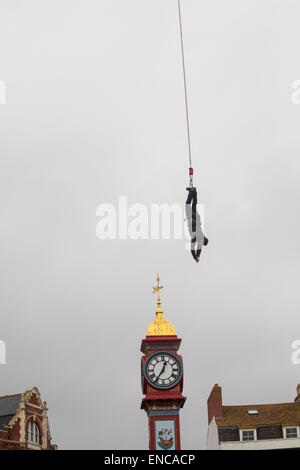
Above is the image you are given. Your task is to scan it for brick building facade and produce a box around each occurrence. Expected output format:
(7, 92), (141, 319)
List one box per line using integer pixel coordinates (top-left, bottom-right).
(0, 387), (56, 450)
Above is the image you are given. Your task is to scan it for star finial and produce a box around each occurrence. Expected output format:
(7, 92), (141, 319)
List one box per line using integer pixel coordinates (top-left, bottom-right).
(153, 273), (163, 311)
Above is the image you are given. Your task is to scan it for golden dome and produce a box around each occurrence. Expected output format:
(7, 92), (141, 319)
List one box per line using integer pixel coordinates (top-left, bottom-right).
(146, 274), (176, 336)
(146, 308), (176, 336)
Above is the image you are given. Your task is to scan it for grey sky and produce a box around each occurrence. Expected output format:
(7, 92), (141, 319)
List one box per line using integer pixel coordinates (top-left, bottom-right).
(0, 0), (299, 449)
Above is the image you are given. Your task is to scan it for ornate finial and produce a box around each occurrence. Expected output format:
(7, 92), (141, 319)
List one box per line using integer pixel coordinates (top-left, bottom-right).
(147, 274), (176, 336)
(153, 273), (163, 312)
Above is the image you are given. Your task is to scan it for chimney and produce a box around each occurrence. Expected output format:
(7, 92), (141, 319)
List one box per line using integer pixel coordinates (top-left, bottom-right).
(295, 384), (300, 403)
(207, 384), (223, 424)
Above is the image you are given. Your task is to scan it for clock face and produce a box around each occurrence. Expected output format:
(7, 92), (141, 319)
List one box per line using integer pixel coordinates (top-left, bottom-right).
(144, 352), (182, 390)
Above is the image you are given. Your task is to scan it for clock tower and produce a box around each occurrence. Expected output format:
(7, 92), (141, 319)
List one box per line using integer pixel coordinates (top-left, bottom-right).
(140, 275), (186, 450)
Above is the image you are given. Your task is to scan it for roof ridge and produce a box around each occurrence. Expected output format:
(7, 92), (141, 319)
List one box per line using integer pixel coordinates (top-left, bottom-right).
(0, 393), (22, 399)
(222, 402), (296, 408)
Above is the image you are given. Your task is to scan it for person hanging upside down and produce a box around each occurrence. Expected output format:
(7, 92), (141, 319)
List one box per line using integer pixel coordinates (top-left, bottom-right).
(185, 187), (208, 262)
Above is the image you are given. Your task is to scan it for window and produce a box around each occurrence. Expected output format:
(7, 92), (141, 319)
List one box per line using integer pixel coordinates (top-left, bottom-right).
(241, 429), (256, 441)
(218, 427), (240, 442)
(28, 421), (40, 445)
(285, 427), (298, 439)
(257, 424), (283, 440)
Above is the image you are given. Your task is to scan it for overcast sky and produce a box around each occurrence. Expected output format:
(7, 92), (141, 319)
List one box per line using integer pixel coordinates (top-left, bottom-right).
(0, 0), (300, 450)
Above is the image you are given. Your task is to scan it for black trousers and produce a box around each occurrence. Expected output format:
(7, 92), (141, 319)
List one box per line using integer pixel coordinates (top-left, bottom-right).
(186, 191), (197, 233)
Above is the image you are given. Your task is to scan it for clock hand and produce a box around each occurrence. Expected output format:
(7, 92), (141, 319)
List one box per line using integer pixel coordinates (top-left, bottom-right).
(156, 361), (167, 380)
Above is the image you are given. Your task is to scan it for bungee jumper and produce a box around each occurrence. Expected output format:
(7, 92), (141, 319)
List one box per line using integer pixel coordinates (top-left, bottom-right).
(177, 0), (209, 262)
(185, 184), (208, 263)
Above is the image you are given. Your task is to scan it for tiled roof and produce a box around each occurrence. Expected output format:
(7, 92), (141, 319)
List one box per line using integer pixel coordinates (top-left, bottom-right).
(0, 415), (15, 430)
(0, 394), (21, 429)
(216, 402), (300, 429)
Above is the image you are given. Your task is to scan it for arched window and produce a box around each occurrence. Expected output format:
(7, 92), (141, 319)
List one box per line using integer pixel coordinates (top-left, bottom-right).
(28, 421), (40, 444)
